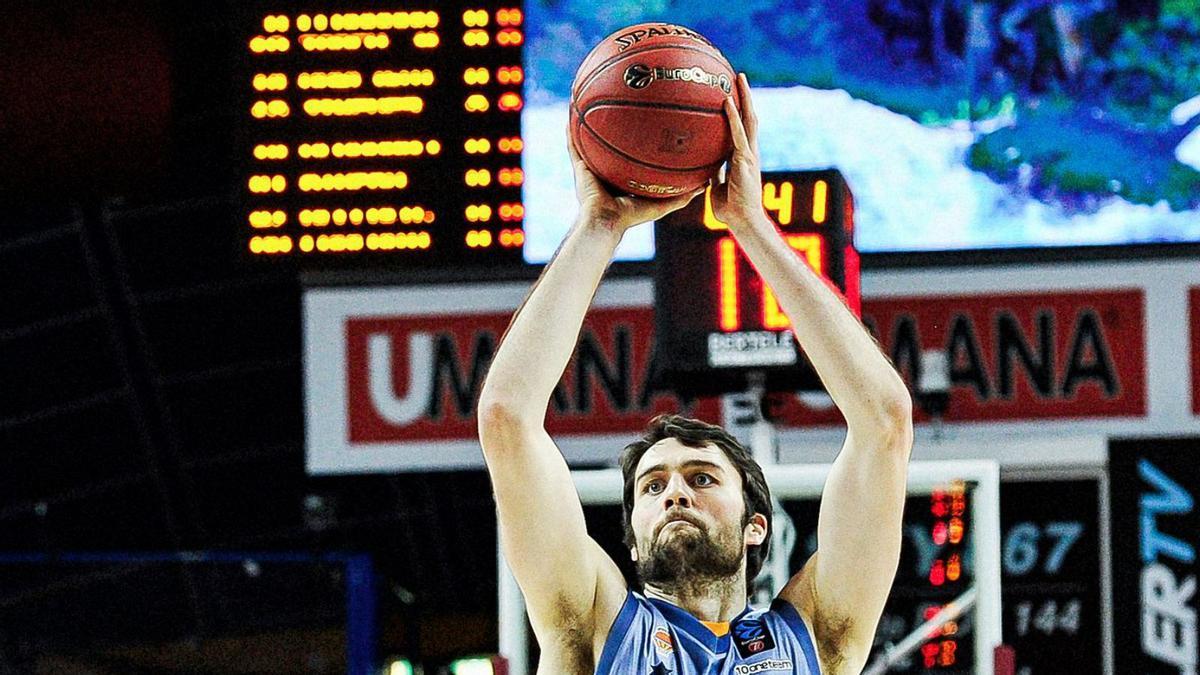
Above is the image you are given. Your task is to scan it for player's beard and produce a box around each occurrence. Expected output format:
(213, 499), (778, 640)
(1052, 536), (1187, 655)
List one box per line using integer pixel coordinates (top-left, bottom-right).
(637, 514), (744, 595)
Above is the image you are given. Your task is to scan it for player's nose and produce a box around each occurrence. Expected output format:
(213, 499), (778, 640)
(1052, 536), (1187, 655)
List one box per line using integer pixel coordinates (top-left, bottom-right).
(661, 474), (693, 509)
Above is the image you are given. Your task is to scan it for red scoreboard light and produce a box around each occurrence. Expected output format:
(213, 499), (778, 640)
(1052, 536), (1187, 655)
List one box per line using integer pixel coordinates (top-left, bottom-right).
(654, 169), (858, 397)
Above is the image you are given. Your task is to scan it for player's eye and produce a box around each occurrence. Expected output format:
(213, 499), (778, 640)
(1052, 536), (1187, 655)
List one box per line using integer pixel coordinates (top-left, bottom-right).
(644, 480), (663, 494)
(693, 473), (715, 487)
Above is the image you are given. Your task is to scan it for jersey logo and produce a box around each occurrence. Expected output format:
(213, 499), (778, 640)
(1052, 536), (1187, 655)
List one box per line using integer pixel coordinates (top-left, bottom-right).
(733, 659), (794, 674)
(653, 626), (674, 654)
(732, 618), (777, 658)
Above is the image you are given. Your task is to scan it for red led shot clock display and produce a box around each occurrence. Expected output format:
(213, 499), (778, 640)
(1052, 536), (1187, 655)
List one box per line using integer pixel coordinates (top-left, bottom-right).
(654, 169), (859, 397)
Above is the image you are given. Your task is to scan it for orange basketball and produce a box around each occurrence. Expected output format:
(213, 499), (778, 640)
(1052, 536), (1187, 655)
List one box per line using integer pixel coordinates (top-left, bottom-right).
(570, 23), (740, 199)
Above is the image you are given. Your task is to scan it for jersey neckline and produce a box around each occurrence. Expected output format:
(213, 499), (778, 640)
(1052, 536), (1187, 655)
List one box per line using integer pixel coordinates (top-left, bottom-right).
(645, 595), (754, 652)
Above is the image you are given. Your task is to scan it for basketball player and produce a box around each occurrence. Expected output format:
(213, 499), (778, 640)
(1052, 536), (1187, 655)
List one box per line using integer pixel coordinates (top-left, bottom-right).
(478, 74), (913, 674)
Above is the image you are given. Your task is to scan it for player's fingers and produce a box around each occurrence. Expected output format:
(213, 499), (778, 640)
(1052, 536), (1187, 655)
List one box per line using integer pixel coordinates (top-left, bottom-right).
(566, 127), (580, 162)
(570, 156), (596, 192)
(566, 126), (588, 171)
(566, 127), (600, 188)
(737, 73), (759, 152)
(723, 96), (750, 157)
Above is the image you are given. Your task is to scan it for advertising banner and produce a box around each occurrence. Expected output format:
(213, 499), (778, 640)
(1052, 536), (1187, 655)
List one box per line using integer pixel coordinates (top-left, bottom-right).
(772, 289), (1146, 426)
(305, 281), (719, 473)
(306, 283), (1148, 472)
(1109, 437), (1199, 675)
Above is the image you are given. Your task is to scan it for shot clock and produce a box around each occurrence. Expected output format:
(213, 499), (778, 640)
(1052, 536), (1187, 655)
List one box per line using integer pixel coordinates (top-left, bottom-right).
(238, 1), (525, 271)
(654, 169), (860, 397)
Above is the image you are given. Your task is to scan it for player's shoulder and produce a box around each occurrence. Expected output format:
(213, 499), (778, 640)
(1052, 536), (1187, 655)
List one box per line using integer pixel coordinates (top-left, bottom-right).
(593, 591), (667, 675)
(601, 590), (660, 641)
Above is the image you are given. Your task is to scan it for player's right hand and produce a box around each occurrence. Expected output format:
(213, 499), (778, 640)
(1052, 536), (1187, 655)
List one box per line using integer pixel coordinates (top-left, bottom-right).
(567, 127), (702, 235)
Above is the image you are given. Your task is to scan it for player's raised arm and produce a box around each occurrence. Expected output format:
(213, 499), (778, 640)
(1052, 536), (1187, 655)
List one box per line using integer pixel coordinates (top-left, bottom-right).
(710, 74), (913, 673)
(477, 132), (699, 660)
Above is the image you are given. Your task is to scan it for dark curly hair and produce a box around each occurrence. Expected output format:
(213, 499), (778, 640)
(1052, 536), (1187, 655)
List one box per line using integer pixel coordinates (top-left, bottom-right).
(618, 414), (772, 593)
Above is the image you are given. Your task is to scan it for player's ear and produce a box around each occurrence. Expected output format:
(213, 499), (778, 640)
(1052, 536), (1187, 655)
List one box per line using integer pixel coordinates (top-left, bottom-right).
(744, 513), (768, 546)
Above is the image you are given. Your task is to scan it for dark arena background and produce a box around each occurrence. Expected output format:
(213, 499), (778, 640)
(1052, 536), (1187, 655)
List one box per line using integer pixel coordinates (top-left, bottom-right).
(1, 0), (1198, 673)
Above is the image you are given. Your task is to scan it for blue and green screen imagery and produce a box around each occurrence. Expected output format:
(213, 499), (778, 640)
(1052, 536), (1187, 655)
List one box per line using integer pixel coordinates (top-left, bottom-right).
(521, 0), (1200, 262)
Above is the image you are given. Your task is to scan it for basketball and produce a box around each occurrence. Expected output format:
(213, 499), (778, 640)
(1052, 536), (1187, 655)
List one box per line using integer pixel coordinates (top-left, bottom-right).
(569, 23), (740, 199)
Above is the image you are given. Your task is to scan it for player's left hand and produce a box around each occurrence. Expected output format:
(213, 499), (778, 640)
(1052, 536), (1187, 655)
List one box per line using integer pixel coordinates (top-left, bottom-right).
(710, 73), (766, 232)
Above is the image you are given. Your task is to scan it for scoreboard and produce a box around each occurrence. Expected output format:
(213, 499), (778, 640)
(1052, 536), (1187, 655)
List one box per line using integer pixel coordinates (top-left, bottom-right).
(782, 486), (976, 673)
(654, 170), (860, 397)
(1000, 477), (1107, 674)
(240, 1), (525, 270)
(786, 477), (1107, 673)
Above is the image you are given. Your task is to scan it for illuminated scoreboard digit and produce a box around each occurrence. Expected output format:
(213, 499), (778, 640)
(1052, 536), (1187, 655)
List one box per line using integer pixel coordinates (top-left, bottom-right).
(654, 169), (859, 397)
(1000, 479), (1105, 675)
(917, 481), (972, 672)
(239, 2), (524, 271)
(779, 487), (976, 673)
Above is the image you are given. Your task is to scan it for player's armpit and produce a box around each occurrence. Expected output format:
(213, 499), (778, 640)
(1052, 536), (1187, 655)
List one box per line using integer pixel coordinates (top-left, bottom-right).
(478, 403), (628, 648)
(778, 419), (912, 672)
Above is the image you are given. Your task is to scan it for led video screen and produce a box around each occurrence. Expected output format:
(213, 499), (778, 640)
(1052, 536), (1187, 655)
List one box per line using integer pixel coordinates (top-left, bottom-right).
(522, 0), (1200, 262)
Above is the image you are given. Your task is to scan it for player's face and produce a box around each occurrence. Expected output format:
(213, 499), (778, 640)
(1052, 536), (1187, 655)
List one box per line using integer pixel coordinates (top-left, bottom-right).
(629, 439), (751, 587)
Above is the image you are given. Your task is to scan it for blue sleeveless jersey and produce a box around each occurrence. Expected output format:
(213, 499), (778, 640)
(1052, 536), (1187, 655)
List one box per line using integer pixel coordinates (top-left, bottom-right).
(596, 591), (822, 675)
